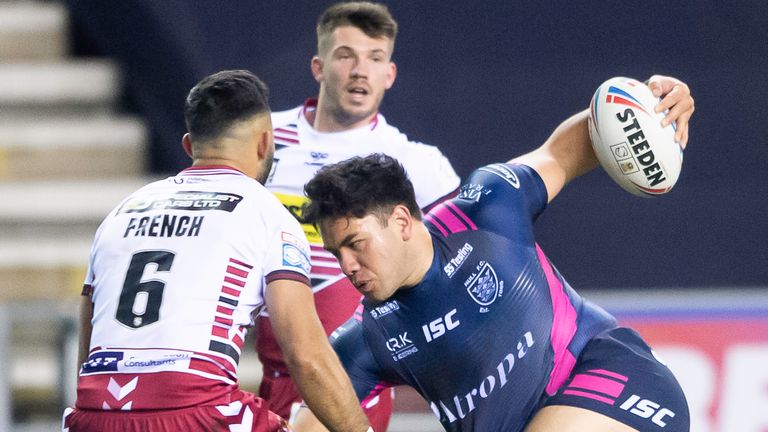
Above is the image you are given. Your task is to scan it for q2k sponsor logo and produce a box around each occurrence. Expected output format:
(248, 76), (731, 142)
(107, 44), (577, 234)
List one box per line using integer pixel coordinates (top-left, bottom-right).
(386, 331), (418, 362)
(82, 351), (124, 373)
(464, 261), (503, 312)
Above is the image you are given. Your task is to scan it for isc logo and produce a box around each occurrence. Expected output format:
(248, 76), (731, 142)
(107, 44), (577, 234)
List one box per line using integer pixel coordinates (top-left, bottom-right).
(422, 309), (460, 342)
(620, 394), (675, 427)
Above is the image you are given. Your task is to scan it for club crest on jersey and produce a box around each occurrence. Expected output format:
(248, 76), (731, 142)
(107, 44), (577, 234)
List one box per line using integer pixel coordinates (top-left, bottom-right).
(464, 261), (503, 312)
(282, 243), (310, 274)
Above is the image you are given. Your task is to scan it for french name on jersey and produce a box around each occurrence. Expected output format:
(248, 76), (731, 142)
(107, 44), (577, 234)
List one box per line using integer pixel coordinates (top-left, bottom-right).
(273, 192), (322, 245)
(123, 214), (204, 238)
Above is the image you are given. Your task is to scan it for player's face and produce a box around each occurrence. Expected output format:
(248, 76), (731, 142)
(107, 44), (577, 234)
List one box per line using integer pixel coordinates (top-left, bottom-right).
(313, 25), (397, 129)
(320, 213), (407, 303)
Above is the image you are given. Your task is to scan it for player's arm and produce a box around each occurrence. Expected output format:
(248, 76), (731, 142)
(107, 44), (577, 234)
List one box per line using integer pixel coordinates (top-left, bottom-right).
(77, 290), (94, 370)
(512, 75), (694, 203)
(265, 278), (369, 432)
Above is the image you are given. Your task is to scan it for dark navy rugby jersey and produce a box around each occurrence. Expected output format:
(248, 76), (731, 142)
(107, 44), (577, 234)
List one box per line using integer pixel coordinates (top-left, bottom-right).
(330, 163), (617, 432)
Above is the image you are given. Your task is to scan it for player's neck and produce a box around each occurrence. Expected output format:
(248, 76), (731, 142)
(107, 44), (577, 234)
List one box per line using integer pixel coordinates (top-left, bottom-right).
(311, 104), (376, 133)
(400, 222), (434, 288)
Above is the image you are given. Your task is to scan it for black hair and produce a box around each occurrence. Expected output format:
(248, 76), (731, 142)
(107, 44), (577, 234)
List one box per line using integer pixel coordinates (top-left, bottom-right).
(303, 153), (420, 225)
(183, 69), (270, 142)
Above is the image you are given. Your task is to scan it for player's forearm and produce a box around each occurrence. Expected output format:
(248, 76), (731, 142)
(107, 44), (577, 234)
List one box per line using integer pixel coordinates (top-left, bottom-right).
(512, 109), (599, 202)
(78, 296), (94, 369)
(286, 348), (369, 432)
(542, 109), (599, 185)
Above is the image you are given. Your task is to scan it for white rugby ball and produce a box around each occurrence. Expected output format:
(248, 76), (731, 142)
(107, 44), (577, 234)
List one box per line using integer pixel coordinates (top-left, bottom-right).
(588, 77), (683, 197)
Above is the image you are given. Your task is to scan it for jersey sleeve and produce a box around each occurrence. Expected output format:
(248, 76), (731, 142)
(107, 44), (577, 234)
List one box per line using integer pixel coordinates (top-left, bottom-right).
(262, 207), (312, 286)
(456, 163), (548, 236)
(400, 144), (460, 211)
(330, 317), (391, 405)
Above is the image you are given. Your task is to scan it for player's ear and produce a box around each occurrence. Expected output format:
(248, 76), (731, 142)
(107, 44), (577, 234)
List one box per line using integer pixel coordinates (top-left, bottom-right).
(391, 205), (413, 241)
(385, 61), (397, 90)
(311, 56), (323, 83)
(182, 133), (193, 158)
(256, 130), (272, 159)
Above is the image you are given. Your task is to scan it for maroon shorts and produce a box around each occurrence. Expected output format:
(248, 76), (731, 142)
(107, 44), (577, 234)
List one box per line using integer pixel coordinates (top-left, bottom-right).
(63, 391), (290, 432)
(256, 279), (393, 431)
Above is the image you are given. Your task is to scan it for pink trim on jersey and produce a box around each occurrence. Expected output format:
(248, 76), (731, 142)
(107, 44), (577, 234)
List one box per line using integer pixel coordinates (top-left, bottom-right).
(536, 244), (578, 396)
(445, 202), (477, 230)
(427, 202), (478, 236)
(360, 382), (390, 409)
(568, 373), (625, 398)
(562, 389), (616, 405)
(590, 368), (628, 382)
(424, 213), (450, 237)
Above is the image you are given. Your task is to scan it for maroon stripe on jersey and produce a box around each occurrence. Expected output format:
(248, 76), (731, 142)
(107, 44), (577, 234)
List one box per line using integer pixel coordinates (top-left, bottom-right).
(265, 270), (310, 286)
(216, 305), (234, 316)
(215, 316), (234, 327)
(229, 257), (253, 269)
(223, 276), (246, 287)
(311, 254), (339, 263)
(226, 265), (249, 278)
(212, 325), (228, 338)
(222, 286), (240, 297)
(232, 333), (244, 348)
(81, 284), (94, 296)
(274, 127), (298, 136)
(310, 265), (343, 276)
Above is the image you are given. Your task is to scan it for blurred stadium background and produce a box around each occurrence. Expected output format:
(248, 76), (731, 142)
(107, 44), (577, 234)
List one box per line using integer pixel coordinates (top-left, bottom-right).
(1, 1), (766, 431)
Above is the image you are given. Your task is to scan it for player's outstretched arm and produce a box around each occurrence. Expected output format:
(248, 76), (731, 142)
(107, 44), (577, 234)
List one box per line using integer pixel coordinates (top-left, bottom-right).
(265, 279), (369, 432)
(78, 294), (94, 371)
(511, 76), (694, 203)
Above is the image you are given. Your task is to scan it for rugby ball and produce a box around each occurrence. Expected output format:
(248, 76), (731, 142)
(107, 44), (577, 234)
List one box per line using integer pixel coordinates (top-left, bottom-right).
(588, 77), (683, 197)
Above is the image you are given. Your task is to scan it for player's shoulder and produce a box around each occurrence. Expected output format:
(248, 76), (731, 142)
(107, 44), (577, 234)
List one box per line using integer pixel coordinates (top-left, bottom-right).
(270, 105), (302, 129)
(454, 162), (548, 217)
(465, 163), (544, 192)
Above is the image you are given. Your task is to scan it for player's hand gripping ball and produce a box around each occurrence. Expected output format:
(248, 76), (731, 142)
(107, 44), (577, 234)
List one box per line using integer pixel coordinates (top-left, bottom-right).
(588, 77), (683, 197)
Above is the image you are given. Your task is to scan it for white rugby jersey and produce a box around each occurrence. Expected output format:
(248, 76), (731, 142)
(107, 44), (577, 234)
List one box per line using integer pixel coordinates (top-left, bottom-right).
(78, 166), (311, 410)
(267, 99), (460, 291)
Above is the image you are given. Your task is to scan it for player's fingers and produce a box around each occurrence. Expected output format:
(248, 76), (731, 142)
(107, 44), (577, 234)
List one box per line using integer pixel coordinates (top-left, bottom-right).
(675, 113), (692, 148)
(680, 125), (689, 149)
(655, 84), (691, 113)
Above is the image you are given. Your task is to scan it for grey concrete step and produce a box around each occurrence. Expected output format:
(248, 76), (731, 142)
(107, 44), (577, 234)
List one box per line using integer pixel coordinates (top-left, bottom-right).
(0, 115), (147, 180)
(0, 2), (67, 60)
(0, 60), (120, 115)
(0, 178), (154, 226)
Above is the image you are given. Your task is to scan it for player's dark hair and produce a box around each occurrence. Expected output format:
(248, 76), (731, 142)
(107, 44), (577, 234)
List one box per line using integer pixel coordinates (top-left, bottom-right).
(317, 2), (398, 53)
(303, 153), (421, 226)
(184, 69), (270, 142)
